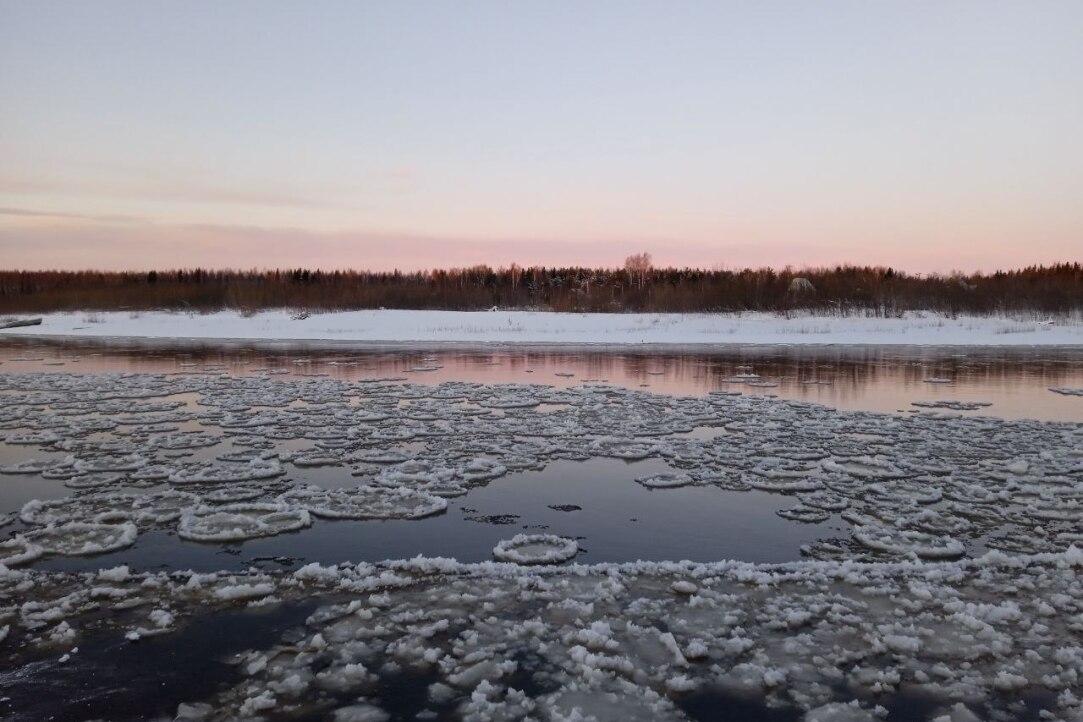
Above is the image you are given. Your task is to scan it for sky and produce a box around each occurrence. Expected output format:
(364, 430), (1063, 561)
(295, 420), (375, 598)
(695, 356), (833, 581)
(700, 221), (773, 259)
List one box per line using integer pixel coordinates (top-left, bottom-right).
(1, 1), (1081, 273)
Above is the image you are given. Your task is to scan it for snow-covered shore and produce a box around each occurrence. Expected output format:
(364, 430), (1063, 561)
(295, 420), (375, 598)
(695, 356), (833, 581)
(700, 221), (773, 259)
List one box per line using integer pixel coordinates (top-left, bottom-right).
(2, 309), (1083, 346)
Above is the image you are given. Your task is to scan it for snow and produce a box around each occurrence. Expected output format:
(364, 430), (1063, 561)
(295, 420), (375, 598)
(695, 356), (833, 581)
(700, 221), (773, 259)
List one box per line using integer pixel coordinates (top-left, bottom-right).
(1, 309), (1080, 346)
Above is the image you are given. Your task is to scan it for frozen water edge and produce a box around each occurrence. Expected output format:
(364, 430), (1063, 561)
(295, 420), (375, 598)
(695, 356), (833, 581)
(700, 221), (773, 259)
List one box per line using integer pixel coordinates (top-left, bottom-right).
(3, 309), (1083, 347)
(2, 549), (1082, 721)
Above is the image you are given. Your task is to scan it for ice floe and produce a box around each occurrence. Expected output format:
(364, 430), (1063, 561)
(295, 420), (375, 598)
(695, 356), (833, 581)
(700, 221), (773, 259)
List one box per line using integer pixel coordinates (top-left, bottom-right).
(492, 534), (579, 564)
(1, 368), (1083, 719)
(25, 521), (138, 556)
(634, 472), (694, 489)
(177, 503), (312, 542)
(279, 485), (448, 520)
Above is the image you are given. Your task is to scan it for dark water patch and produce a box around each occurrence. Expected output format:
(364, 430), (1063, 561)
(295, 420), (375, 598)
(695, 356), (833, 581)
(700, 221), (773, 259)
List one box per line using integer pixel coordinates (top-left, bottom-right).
(31, 458), (832, 574)
(0, 601), (317, 722)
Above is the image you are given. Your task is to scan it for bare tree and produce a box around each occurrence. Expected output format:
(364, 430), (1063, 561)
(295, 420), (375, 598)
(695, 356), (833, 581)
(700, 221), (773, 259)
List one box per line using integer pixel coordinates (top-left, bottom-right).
(624, 252), (652, 289)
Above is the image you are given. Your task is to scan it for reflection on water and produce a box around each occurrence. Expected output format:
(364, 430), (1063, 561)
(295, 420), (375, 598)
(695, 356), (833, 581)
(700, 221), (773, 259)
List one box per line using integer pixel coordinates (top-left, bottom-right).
(1, 337), (1081, 421)
(1, 336), (1078, 573)
(30, 458), (834, 574)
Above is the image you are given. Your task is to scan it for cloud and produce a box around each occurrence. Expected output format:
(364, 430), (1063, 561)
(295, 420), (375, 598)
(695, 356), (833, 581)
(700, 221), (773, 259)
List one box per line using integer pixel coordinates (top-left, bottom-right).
(0, 218), (658, 271)
(0, 206), (146, 224)
(0, 173), (337, 210)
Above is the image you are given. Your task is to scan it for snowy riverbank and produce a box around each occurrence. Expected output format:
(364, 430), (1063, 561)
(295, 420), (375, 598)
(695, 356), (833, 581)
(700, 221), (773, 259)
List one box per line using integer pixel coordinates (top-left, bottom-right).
(2, 309), (1083, 346)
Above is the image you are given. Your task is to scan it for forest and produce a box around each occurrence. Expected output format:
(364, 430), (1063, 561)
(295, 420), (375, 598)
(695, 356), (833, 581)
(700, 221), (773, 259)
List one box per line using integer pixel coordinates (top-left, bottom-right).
(1, 259), (1080, 316)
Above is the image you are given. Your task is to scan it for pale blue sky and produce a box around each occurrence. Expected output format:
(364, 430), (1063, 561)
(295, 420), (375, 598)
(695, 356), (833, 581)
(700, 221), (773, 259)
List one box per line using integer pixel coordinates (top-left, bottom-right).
(1, 1), (1080, 270)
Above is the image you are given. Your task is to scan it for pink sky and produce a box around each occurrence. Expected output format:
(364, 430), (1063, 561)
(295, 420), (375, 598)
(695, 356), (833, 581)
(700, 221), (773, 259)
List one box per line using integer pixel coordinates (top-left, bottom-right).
(0, 212), (1074, 273)
(1, 2), (1080, 273)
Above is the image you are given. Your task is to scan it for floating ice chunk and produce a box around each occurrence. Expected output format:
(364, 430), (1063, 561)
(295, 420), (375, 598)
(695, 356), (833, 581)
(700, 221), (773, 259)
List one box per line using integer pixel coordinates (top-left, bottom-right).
(821, 456), (906, 480)
(777, 504), (832, 524)
(747, 476), (823, 493)
(203, 487), (265, 504)
(23, 493), (132, 526)
(590, 437), (655, 460)
(22, 489), (198, 529)
(137, 490), (201, 524)
(331, 703), (390, 722)
(0, 536), (44, 566)
(5, 431), (62, 445)
(169, 459), (285, 485)
(1049, 387), (1083, 396)
(238, 691), (277, 717)
(63, 472), (125, 490)
(73, 454), (148, 473)
(0, 457), (74, 475)
(942, 482), (1001, 505)
(798, 490), (850, 511)
(492, 534), (578, 565)
(1005, 460), (1029, 475)
(991, 670), (1028, 691)
(217, 449), (277, 463)
(852, 525), (965, 559)
(290, 452), (346, 468)
(903, 508), (973, 536)
(1065, 544), (1083, 566)
(804, 700), (878, 722)
(1028, 498), (1083, 522)
(376, 459), (458, 488)
(911, 400), (992, 411)
(635, 472), (693, 489)
(280, 485), (448, 520)
(149, 609), (174, 628)
(27, 521), (138, 556)
(214, 582), (276, 601)
(129, 464), (177, 482)
(481, 394), (541, 409)
(923, 377), (953, 384)
(866, 479), (942, 505)
(671, 580), (698, 595)
(353, 450), (411, 465)
(97, 565), (130, 582)
(177, 503), (312, 542)
(882, 634), (922, 654)
(684, 640), (709, 660)
(458, 457), (508, 483)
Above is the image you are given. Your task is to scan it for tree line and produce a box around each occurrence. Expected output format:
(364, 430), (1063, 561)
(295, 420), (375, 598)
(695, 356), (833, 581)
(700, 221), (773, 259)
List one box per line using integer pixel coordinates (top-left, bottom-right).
(0, 260), (1080, 315)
